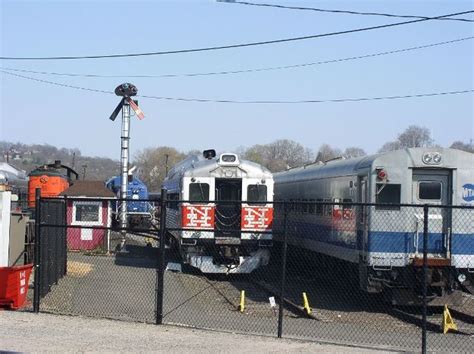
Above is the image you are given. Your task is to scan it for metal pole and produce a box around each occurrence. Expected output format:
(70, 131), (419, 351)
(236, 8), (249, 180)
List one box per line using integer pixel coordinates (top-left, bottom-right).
(119, 101), (131, 249)
(422, 204), (429, 354)
(63, 195), (68, 276)
(156, 188), (167, 325)
(33, 188), (41, 313)
(278, 202), (289, 338)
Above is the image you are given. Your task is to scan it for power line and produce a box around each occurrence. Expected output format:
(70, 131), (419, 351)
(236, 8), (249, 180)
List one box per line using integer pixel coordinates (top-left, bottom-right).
(1, 10), (472, 61)
(2, 36), (472, 78)
(1, 69), (472, 104)
(221, 1), (474, 23)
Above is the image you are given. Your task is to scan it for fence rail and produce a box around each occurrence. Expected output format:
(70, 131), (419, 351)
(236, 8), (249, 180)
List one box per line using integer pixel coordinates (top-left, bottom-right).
(31, 194), (473, 352)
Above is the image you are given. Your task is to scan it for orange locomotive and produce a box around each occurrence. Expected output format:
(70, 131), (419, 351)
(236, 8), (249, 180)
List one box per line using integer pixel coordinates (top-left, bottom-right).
(28, 160), (79, 208)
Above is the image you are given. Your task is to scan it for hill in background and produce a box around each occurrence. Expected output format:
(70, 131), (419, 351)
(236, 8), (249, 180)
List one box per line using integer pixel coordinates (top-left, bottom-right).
(0, 141), (119, 181)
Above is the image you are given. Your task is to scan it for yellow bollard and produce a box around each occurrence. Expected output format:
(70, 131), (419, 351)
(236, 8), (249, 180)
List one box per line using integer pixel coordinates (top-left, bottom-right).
(302, 292), (312, 315)
(239, 290), (245, 313)
(442, 305), (457, 334)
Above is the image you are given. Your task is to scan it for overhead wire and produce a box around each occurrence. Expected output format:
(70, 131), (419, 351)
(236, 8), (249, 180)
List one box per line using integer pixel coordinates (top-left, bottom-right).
(221, 1), (474, 23)
(0, 10), (472, 60)
(1, 36), (472, 78)
(1, 70), (472, 104)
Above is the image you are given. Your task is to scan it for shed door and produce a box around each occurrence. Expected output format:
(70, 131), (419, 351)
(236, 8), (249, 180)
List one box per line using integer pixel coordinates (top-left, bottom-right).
(411, 169), (452, 258)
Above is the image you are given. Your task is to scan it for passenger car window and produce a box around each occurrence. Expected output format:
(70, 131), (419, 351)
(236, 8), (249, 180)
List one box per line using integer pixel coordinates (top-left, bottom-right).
(189, 183), (210, 202)
(419, 182), (441, 200)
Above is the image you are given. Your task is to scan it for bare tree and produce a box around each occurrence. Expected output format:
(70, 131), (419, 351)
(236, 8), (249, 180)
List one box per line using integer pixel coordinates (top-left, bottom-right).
(450, 141), (474, 153)
(378, 140), (402, 153)
(242, 139), (313, 172)
(378, 125), (433, 152)
(398, 125), (433, 148)
(134, 146), (185, 191)
(315, 144), (342, 162)
(343, 147), (367, 159)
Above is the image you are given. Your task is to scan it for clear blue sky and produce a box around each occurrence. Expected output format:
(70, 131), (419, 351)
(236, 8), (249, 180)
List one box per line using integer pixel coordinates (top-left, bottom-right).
(0, 0), (473, 160)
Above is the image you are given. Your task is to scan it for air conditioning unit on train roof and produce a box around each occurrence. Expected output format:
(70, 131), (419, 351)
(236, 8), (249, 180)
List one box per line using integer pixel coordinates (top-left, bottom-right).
(217, 153), (240, 166)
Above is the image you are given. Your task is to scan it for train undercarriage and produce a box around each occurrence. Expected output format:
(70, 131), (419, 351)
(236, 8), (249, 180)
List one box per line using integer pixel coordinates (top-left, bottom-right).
(173, 236), (271, 274)
(365, 263), (473, 306)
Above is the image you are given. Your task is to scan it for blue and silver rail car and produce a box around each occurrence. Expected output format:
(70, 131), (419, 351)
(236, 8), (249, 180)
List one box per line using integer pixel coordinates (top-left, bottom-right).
(274, 148), (474, 303)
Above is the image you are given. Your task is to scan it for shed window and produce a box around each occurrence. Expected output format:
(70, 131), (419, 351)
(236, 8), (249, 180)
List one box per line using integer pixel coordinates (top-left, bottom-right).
(189, 183), (210, 202)
(376, 184), (401, 210)
(419, 182), (441, 200)
(75, 204), (100, 222)
(247, 184), (267, 203)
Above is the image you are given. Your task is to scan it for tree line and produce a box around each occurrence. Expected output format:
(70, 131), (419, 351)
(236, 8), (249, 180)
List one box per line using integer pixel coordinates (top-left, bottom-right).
(2, 125), (472, 192)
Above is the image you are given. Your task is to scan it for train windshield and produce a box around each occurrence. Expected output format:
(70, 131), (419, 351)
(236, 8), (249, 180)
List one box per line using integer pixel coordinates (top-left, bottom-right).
(375, 183), (401, 210)
(247, 184), (267, 203)
(189, 183), (210, 202)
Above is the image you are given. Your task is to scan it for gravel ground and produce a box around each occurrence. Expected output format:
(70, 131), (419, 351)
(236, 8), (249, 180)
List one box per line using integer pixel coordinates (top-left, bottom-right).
(0, 311), (382, 353)
(33, 250), (474, 352)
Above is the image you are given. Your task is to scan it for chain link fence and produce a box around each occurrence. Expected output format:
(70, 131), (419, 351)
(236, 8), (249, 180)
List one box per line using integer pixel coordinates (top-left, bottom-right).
(30, 196), (473, 352)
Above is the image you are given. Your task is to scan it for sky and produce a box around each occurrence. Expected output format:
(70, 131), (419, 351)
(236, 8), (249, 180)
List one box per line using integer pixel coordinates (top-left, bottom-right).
(0, 0), (473, 161)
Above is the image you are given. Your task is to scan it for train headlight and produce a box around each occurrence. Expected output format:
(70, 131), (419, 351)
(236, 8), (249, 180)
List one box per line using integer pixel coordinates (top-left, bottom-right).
(458, 273), (467, 284)
(422, 152), (442, 165)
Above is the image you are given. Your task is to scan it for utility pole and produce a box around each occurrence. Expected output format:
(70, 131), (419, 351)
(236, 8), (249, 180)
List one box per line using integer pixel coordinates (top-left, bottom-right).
(81, 164), (87, 180)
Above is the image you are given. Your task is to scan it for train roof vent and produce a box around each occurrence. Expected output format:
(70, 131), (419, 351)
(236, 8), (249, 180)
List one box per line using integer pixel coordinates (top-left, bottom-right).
(218, 153), (239, 166)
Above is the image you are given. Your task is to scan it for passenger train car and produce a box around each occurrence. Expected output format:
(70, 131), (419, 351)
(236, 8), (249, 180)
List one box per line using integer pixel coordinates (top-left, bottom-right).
(274, 148), (474, 304)
(163, 150), (273, 274)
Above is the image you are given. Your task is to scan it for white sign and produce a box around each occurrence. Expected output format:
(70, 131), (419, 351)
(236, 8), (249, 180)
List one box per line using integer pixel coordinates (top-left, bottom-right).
(81, 228), (93, 241)
(269, 296), (276, 308)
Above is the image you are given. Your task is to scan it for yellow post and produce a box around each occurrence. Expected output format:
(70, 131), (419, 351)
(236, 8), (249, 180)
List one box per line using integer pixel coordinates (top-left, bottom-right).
(442, 305), (457, 334)
(302, 292), (312, 315)
(239, 290), (245, 313)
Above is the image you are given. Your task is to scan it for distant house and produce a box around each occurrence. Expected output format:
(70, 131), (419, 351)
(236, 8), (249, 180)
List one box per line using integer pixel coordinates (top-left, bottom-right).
(60, 181), (115, 251)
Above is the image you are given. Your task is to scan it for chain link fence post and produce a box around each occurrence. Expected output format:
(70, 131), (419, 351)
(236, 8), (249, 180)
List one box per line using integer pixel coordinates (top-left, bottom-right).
(422, 204), (429, 354)
(278, 201), (289, 338)
(156, 188), (167, 325)
(33, 188), (41, 313)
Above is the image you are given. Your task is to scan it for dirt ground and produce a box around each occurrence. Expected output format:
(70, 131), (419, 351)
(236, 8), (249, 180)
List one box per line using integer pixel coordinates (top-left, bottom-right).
(0, 311), (382, 353)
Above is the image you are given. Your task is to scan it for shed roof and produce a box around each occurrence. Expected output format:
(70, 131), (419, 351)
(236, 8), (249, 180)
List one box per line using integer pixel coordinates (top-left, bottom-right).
(59, 181), (115, 198)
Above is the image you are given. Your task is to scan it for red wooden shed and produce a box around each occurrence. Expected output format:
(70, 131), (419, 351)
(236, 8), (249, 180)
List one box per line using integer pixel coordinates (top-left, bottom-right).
(60, 181), (115, 251)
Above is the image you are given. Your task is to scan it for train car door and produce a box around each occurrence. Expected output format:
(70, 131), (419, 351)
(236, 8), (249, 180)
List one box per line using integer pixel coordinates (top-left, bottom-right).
(411, 169), (452, 259)
(215, 179), (242, 238)
(357, 176), (370, 290)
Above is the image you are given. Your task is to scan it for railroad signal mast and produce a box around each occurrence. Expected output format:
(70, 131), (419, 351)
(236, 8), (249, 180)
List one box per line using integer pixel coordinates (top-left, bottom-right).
(109, 83), (145, 249)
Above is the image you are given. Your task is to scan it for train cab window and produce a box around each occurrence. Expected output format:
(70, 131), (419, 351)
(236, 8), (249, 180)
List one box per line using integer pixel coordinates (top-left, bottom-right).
(189, 183), (210, 202)
(376, 184), (401, 210)
(418, 182), (441, 200)
(75, 203), (100, 222)
(247, 184), (267, 203)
